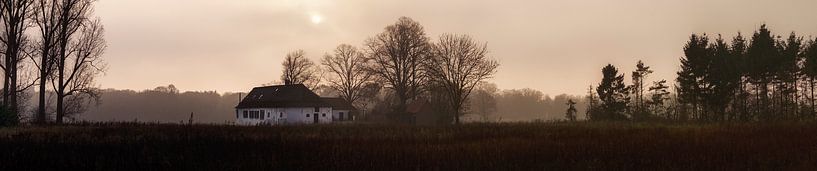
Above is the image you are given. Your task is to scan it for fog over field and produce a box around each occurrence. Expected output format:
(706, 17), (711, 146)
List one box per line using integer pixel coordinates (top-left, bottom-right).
(73, 85), (588, 123)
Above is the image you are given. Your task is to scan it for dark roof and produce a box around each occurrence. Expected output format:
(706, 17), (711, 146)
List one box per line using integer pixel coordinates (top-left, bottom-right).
(235, 84), (357, 111)
(236, 84), (328, 108)
(321, 97), (357, 110)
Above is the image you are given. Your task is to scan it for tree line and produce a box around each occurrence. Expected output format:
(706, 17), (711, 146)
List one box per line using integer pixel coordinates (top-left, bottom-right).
(276, 17), (499, 124)
(0, 0), (106, 126)
(587, 24), (817, 122)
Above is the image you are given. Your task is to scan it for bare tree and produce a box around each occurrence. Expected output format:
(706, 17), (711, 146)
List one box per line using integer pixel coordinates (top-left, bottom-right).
(32, 0), (61, 124)
(281, 49), (320, 89)
(0, 0), (35, 117)
(365, 17), (431, 117)
(321, 44), (374, 107)
(52, 1), (106, 124)
(424, 34), (499, 124)
(469, 81), (498, 122)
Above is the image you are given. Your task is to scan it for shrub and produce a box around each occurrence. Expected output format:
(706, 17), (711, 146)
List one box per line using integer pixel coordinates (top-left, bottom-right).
(0, 106), (18, 127)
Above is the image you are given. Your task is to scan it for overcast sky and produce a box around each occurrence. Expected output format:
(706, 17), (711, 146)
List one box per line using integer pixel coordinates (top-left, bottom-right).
(95, 0), (817, 95)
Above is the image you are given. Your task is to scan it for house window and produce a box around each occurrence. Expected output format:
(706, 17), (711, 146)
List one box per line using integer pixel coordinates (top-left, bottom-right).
(322, 113), (326, 117)
(248, 110), (262, 119)
(279, 113), (283, 117)
(314, 107), (320, 112)
(243, 111), (248, 118)
(260, 110), (265, 120)
(339, 112), (345, 121)
(306, 114), (310, 117)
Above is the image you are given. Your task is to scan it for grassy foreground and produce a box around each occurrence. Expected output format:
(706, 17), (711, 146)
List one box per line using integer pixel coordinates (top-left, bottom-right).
(1, 122), (817, 170)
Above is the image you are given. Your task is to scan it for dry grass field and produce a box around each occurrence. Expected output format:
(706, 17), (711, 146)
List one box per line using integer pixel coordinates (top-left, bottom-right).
(1, 122), (817, 170)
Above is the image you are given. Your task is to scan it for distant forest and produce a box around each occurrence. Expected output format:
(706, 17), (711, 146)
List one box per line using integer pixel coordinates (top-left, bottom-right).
(75, 84), (587, 123)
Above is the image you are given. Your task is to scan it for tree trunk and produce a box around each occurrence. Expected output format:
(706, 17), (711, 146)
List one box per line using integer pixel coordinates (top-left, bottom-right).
(2, 68), (7, 108)
(811, 76), (815, 119)
(9, 64), (17, 115)
(453, 102), (461, 124)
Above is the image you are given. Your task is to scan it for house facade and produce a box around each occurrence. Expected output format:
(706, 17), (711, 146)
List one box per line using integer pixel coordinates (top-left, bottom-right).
(234, 84), (356, 125)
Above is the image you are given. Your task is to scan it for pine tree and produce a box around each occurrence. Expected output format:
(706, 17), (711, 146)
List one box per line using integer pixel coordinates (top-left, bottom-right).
(565, 99), (577, 121)
(596, 64), (630, 121)
(631, 60), (653, 121)
(747, 24), (778, 121)
(801, 38), (817, 119)
(586, 85), (599, 120)
(776, 32), (802, 120)
(647, 80), (670, 119)
(730, 33), (750, 121)
(677, 34), (710, 121)
(706, 35), (739, 122)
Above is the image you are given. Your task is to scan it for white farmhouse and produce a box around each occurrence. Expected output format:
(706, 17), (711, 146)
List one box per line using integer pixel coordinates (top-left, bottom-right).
(234, 84), (357, 125)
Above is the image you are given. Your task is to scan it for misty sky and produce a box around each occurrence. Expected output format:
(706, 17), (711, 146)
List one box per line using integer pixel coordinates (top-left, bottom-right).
(95, 0), (817, 95)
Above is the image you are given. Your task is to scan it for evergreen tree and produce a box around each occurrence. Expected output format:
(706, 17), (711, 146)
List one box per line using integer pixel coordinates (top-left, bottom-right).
(565, 99), (577, 121)
(596, 64), (629, 121)
(776, 32), (802, 120)
(730, 33), (750, 121)
(647, 80), (670, 119)
(747, 24), (778, 121)
(803, 38), (817, 119)
(631, 60), (653, 120)
(676, 34), (710, 121)
(706, 35), (739, 121)
(586, 85), (599, 121)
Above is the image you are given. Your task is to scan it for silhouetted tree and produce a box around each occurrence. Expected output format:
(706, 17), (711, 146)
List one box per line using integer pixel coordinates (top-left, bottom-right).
(53, 18), (106, 123)
(646, 80), (670, 119)
(630, 60), (652, 120)
(32, 0), (61, 124)
(50, 0), (103, 123)
(747, 25), (777, 120)
(776, 32), (802, 120)
(705, 35), (740, 121)
(281, 49), (320, 89)
(803, 38), (817, 119)
(365, 17), (431, 121)
(586, 85), (598, 121)
(469, 82), (498, 122)
(565, 99), (577, 121)
(321, 44), (374, 108)
(595, 64), (629, 121)
(424, 34), (499, 124)
(676, 34), (709, 121)
(0, 0), (35, 120)
(730, 32), (750, 121)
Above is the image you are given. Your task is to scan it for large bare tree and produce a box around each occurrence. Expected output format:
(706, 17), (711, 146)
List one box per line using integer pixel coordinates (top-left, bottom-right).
(51, 0), (104, 123)
(52, 18), (104, 122)
(321, 44), (374, 107)
(32, 0), (61, 124)
(424, 34), (498, 124)
(281, 49), (320, 89)
(365, 17), (431, 116)
(0, 0), (35, 117)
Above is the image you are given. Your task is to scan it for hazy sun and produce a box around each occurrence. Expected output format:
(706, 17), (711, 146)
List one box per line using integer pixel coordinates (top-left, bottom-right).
(310, 14), (323, 24)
